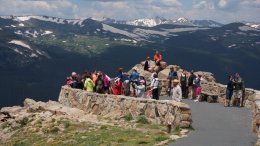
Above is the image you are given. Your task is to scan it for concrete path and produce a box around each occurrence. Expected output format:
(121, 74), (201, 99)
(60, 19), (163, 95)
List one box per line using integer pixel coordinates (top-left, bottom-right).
(160, 97), (257, 146)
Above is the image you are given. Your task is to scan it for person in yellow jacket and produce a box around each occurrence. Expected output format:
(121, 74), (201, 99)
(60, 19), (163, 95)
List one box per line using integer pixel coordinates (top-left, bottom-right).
(84, 74), (95, 92)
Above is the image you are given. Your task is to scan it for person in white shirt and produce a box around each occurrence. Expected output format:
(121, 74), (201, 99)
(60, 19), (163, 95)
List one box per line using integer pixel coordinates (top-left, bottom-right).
(151, 73), (159, 100)
(172, 79), (182, 102)
(135, 80), (146, 98)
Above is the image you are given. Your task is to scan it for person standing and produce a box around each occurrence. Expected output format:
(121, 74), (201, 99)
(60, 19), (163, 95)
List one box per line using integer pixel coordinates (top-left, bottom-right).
(172, 79), (182, 102)
(233, 73), (244, 107)
(113, 77), (122, 95)
(151, 73), (159, 100)
(102, 73), (110, 94)
(225, 75), (234, 107)
(84, 74), (95, 92)
(193, 74), (202, 102)
(167, 67), (178, 97)
(92, 71), (98, 84)
(130, 68), (139, 96)
(180, 70), (188, 98)
(188, 70), (196, 99)
(95, 73), (105, 94)
(135, 80), (146, 98)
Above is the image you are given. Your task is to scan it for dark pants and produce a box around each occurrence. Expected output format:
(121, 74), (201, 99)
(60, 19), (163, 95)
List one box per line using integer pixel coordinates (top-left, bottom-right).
(181, 85), (188, 98)
(152, 88), (159, 100)
(226, 89), (233, 100)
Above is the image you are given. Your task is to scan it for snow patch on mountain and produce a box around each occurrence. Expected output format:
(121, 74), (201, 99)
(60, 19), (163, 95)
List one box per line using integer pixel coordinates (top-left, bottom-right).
(10, 48), (23, 55)
(8, 40), (32, 50)
(228, 44), (236, 48)
(30, 53), (38, 58)
(42, 30), (53, 35)
(25, 30), (38, 38)
(102, 24), (140, 40)
(176, 17), (189, 23)
(127, 18), (164, 27)
(163, 27), (209, 33)
(133, 28), (169, 37)
(239, 26), (260, 32)
(10, 16), (65, 24)
(19, 23), (24, 27)
(246, 23), (260, 29)
(14, 16), (31, 21)
(14, 30), (23, 35)
(66, 19), (84, 26)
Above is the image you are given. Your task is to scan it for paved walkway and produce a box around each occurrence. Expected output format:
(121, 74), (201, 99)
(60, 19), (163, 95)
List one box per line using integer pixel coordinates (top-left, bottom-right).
(160, 98), (257, 146)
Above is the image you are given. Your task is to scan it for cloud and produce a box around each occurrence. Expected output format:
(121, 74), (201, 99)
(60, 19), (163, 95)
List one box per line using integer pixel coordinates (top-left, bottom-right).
(240, 0), (260, 7)
(96, 1), (130, 9)
(0, 0), (259, 23)
(193, 1), (215, 10)
(218, 0), (228, 8)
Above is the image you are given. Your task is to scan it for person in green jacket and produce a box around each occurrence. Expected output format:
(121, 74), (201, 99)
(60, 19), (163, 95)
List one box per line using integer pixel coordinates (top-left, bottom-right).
(84, 74), (95, 92)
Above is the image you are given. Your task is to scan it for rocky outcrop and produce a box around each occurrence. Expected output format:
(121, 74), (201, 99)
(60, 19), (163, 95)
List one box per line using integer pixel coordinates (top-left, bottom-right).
(58, 86), (192, 128)
(0, 98), (102, 142)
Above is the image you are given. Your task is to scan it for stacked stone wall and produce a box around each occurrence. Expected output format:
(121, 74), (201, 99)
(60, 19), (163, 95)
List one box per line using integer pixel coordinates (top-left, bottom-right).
(58, 86), (192, 128)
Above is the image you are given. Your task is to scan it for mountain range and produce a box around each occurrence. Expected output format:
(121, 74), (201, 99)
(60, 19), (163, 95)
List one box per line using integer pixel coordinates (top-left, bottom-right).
(0, 15), (259, 107)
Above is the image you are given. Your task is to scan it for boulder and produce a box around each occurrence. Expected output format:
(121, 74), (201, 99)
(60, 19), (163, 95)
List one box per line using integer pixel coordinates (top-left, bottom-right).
(158, 65), (182, 80)
(194, 71), (216, 83)
(128, 64), (152, 81)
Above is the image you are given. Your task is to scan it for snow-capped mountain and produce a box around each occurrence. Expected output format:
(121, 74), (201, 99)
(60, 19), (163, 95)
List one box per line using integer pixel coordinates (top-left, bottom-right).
(191, 20), (224, 27)
(245, 22), (260, 29)
(92, 17), (222, 27)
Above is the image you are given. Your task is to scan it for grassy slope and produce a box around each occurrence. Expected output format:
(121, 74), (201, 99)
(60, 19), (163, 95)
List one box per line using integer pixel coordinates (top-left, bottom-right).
(1, 117), (181, 146)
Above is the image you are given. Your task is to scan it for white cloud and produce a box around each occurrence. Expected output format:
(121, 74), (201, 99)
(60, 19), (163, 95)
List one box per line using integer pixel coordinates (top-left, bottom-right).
(193, 1), (215, 10)
(160, 0), (182, 7)
(218, 0), (228, 8)
(241, 0), (260, 7)
(0, 0), (259, 23)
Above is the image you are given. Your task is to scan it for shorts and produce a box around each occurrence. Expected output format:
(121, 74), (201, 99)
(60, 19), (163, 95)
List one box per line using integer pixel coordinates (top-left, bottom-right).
(233, 90), (242, 99)
(195, 87), (201, 96)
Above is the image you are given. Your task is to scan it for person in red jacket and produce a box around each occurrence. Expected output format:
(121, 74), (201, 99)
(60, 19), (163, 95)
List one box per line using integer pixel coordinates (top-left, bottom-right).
(113, 77), (122, 95)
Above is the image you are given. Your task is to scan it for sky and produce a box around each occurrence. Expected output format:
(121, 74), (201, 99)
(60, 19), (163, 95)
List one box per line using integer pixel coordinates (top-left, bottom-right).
(0, 0), (259, 23)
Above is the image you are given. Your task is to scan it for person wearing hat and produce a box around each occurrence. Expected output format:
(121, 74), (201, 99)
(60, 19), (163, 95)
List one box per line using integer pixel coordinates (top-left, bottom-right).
(172, 79), (182, 102)
(113, 77), (122, 95)
(135, 80), (146, 98)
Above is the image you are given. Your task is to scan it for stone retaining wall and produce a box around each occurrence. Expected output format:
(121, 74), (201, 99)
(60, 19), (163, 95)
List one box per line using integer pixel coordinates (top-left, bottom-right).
(250, 91), (260, 145)
(58, 86), (192, 128)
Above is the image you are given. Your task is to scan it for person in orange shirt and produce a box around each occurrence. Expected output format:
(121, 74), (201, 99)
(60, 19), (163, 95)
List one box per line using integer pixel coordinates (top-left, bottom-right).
(153, 51), (162, 66)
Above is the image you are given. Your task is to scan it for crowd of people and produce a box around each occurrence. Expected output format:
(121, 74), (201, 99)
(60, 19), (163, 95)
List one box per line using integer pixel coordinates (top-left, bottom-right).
(65, 51), (245, 106)
(166, 68), (203, 102)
